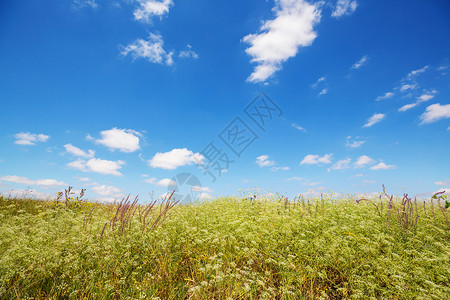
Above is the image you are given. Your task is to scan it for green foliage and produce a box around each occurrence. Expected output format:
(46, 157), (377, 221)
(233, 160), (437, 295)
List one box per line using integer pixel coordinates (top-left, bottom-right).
(0, 191), (449, 299)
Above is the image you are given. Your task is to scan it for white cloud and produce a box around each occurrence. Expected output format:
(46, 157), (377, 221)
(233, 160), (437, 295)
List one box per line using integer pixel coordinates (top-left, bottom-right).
(301, 154), (333, 165)
(120, 34), (174, 66)
(0, 175), (67, 187)
(406, 65), (429, 79)
(331, 0), (358, 18)
(156, 178), (176, 187)
(149, 148), (204, 170)
(354, 155), (374, 167)
(133, 0), (173, 23)
(243, 0), (321, 82)
(191, 185), (214, 193)
(399, 92), (436, 112)
(2, 188), (54, 200)
(292, 123), (306, 132)
(14, 132), (49, 145)
(271, 166), (290, 171)
(400, 84), (417, 92)
(370, 162), (396, 170)
(73, 0), (98, 9)
(398, 103), (419, 112)
(363, 113), (385, 128)
(178, 45), (199, 59)
(351, 55), (369, 69)
(327, 158), (352, 171)
(318, 88), (328, 95)
(420, 103), (450, 124)
(362, 180), (376, 184)
(312, 76), (325, 88)
(375, 92), (394, 101)
(286, 176), (304, 181)
(417, 93), (435, 102)
(256, 155), (275, 167)
(433, 188), (450, 196)
(345, 136), (365, 148)
(67, 158), (125, 176)
(198, 193), (213, 200)
(79, 177), (90, 182)
(64, 144), (95, 158)
(91, 184), (123, 196)
(435, 179), (450, 186)
(94, 128), (141, 153)
(143, 177), (157, 184)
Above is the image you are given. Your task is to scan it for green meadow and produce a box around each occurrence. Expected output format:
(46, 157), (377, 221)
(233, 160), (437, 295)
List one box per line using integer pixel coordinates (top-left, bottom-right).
(0, 188), (449, 299)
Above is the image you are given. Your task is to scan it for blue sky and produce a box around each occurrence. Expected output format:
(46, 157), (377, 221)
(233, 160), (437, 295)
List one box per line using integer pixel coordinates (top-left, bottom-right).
(1, 0), (449, 202)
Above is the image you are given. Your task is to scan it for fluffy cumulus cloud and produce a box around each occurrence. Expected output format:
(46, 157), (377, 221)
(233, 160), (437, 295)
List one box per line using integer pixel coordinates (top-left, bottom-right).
(351, 55), (369, 69)
(120, 34), (174, 66)
(14, 132), (49, 145)
(420, 103), (450, 124)
(91, 184), (123, 196)
(363, 113), (385, 128)
(301, 154), (332, 165)
(256, 155), (275, 167)
(354, 155), (374, 167)
(94, 128), (141, 153)
(149, 148), (204, 170)
(64, 144), (95, 158)
(243, 0), (321, 83)
(156, 178), (176, 187)
(0, 175), (67, 187)
(133, 0), (173, 23)
(67, 158), (125, 176)
(331, 0), (358, 18)
(370, 162), (396, 170)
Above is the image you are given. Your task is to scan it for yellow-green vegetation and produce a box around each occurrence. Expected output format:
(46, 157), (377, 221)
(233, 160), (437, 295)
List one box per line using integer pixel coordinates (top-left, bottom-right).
(0, 188), (449, 299)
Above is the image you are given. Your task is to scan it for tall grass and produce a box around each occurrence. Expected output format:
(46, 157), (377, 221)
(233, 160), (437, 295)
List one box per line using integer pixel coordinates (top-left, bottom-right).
(0, 188), (448, 299)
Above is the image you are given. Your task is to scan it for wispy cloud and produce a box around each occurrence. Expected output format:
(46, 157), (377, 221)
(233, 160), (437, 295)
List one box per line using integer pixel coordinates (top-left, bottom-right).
(375, 92), (394, 101)
(243, 0), (321, 82)
(327, 158), (352, 171)
(64, 144), (95, 158)
(318, 88), (328, 96)
(120, 34), (174, 66)
(14, 132), (49, 145)
(345, 136), (365, 148)
(398, 91), (437, 112)
(72, 0), (98, 9)
(178, 44), (199, 59)
(351, 55), (369, 69)
(292, 123), (306, 132)
(312, 76), (325, 88)
(363, 113), (385, 127)
(331, 0), (358, 18)
(0, 175), (67, 187)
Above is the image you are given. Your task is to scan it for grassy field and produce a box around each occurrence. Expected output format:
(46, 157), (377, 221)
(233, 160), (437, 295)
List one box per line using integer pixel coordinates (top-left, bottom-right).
(0, 188), (449, 299)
